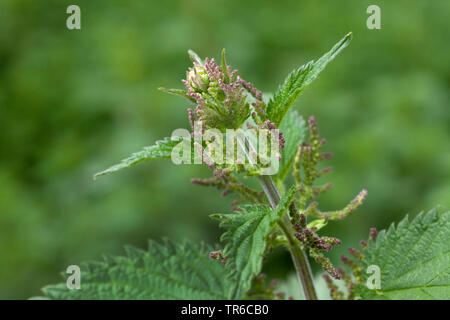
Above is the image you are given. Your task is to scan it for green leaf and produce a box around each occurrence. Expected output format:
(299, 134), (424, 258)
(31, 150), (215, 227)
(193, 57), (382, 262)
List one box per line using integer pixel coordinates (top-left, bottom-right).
(221, 48), (231, 83)
(211, 186), (296, 298)
(41, 240), (234, 300)
(355, 208), (450, 300)
(94, 137), (181, 179)
(307, 218), (327, 231)
(267, 32), (352, 125)
(275, 109), (306, 181)
(188, 49), (204, 65)
(158, 87), (196, 103)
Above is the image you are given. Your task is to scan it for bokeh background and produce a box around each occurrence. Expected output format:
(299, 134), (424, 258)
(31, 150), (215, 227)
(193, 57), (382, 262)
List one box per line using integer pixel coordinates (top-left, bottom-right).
(0, 0), (448, 299)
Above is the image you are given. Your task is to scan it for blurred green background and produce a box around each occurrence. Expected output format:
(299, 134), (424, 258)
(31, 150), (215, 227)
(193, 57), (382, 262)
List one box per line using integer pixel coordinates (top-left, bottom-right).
(0, 0), (448, 299)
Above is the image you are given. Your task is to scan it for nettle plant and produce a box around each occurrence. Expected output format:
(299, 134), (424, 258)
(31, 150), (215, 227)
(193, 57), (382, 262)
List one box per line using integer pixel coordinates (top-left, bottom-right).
(40, 33), (449, 300)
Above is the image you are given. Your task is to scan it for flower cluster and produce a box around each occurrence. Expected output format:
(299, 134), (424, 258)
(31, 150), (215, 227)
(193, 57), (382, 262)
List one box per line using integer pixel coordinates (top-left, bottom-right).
(293, 116), (334, 209)
(237, 77), (269, 125)
(323, 227), (378, 300)
(191, 167), (264, 211)
(293, 214), (341, 252)
(292, 116), (367, 219)
(208, 250), (227, 265)
(181, 50), (250, 132)
(322, 273), (345, 300)
(293, 214), (342, 279)
(162, 50), (286, 206)
(287, 116), (367, 280)
(307, 189), (368, 221)
(161, 49), (285, 136)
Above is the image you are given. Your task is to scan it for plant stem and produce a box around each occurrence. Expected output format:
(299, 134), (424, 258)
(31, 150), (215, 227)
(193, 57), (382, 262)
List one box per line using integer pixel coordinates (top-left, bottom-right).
(259, 175), (318, 300)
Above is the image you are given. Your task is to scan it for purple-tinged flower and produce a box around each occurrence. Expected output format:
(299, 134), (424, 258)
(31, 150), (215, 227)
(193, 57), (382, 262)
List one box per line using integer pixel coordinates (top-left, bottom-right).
(311, 249), (340, 279)
(370, 227), (378, 241)
(209, 250), (223, 260)
(360, 239), (368, 248)
(340, 254), (360, 277)
(322, 274), (345, 300)
(180, 51), (251, 131)
(348, 247), (363, 260)
(323, 236), (342, 246)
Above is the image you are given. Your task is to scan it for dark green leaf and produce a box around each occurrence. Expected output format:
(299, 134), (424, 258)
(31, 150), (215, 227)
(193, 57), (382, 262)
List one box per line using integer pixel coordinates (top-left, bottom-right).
(211, 186), (297, 298)
(41, 240), (234, 300)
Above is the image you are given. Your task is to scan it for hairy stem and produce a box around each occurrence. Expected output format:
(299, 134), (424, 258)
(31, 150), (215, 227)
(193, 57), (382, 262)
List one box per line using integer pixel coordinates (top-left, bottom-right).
(259, 175), (318, 300)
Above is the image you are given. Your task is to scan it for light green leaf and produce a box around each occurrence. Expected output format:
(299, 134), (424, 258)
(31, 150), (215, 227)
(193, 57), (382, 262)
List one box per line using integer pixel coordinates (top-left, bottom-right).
(267, 32), (352, 125)
(158, 87), (196, 103)
(355, 208), (450, 300)
(276, 109), (306, 181)
(41, 240), (234, 300)
(307, 218), (327, 231)
(188, 49), (204, 65)
(94, 137), (181, 179)
(211, 186), (296, 298)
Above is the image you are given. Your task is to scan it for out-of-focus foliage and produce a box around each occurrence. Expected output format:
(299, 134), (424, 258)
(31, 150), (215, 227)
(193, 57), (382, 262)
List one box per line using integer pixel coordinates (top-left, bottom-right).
(0, 0), (448, 298)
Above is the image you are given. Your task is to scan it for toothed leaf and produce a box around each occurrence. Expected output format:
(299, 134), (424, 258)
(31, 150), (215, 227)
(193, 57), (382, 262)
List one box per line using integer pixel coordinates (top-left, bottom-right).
(40, 240), (234, 300)
(94, 137), (182, 179)
(211, 186), (296, 298)
(267, 32), (352, 125)
(355, 208), (450, 300)
(276, 109), (306, 181)
(158, 87), (196, 103)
